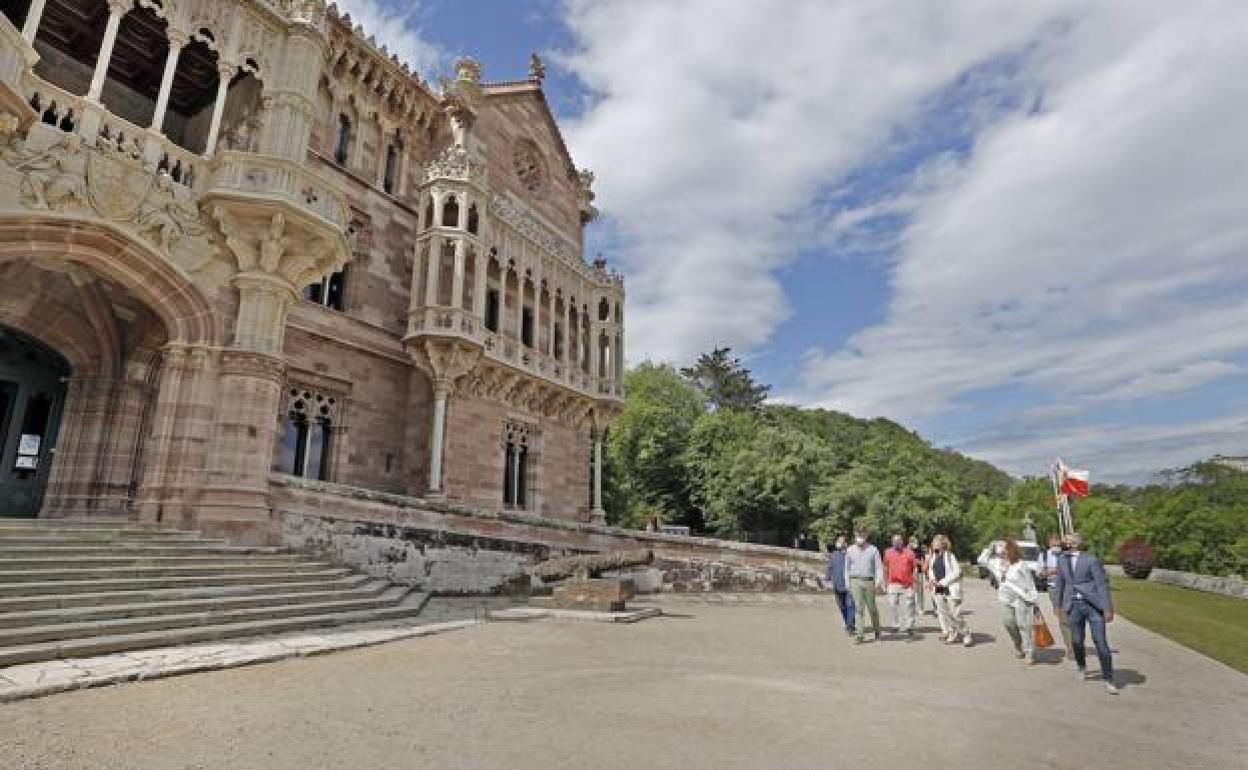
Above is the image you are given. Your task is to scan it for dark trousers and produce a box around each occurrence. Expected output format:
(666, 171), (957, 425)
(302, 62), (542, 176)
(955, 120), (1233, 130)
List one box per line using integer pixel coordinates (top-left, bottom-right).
(1068, 598), (1113, 681)
(833, 589), (855, 629)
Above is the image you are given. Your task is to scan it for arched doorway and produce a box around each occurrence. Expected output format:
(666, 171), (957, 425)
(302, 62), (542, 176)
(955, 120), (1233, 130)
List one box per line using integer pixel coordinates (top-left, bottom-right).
(0, 216), (223, 521)
(0, 328), (69, 517)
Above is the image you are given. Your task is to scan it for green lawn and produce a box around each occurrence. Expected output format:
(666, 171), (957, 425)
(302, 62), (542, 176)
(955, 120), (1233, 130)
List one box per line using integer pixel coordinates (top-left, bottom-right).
(1111, 577), (1248, 673)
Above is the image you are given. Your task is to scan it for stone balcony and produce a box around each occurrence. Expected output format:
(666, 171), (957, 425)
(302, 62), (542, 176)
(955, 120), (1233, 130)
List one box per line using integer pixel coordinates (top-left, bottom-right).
(404, 306), (620, 402)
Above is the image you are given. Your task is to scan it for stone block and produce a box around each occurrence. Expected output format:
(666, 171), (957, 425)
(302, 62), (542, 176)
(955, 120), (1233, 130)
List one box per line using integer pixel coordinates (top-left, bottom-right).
(547, 578), (634, 612)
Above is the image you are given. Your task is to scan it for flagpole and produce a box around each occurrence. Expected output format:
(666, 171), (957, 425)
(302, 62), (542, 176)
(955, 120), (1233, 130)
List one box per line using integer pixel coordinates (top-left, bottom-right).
(1050, 460), (1066, 538)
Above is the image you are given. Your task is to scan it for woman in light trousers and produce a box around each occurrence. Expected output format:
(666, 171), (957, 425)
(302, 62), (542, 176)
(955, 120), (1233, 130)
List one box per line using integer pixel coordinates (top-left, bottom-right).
(994, 538), (1039, 663)
(926, 534), (972, 647)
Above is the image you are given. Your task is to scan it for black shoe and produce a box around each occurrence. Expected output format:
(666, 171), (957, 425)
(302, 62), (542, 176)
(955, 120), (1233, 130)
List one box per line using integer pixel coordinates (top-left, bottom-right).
(845, 626), (855, 636)
(874, 630), (882, 641)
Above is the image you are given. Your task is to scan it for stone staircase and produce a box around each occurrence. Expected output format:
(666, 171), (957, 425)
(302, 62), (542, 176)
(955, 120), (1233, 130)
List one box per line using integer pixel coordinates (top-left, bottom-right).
(0, 518), (428, 667)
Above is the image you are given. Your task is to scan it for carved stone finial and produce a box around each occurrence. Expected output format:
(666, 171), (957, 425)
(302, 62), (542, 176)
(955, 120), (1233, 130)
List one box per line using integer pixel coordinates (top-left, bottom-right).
(528, 52), (546, 82)
(454, 57), (482, 85)
(577, 168), (598, 224)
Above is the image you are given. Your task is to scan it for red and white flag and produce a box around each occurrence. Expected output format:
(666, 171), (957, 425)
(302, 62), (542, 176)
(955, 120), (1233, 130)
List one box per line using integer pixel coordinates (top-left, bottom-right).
(1056, 460), (1090, 498)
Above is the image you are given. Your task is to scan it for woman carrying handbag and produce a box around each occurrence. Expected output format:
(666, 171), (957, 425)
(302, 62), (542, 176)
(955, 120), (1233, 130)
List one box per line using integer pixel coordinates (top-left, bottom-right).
(993, 538), (1040, 665)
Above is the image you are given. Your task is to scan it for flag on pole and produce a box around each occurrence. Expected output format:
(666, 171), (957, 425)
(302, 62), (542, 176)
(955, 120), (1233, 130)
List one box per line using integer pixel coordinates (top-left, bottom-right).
(1056, 459), (1090, 498)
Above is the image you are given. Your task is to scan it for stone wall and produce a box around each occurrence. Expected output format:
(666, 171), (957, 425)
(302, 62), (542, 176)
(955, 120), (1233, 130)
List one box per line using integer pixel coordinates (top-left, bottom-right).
(1148, 568), (1247, 600)
(272, 476), (826, 595)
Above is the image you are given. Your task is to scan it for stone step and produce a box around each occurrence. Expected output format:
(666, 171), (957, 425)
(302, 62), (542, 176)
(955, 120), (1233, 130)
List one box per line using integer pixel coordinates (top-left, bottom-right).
(0, 535), (226, 547)
(0, 544), (281, 558)
(0, 518), (140, 527)
(0, 574), (375, 611)
(0, 554), (312, 570)
(0, 585), (415, 646)
(0, 568), (353, 597)
(0, 594), (430, 667)
(0, 527), (205, 540)
(0, 580), (394, 628)
(0, 562), (336, 584)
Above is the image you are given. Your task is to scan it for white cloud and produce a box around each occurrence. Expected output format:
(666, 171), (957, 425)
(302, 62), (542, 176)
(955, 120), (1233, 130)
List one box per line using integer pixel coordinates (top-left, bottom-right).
(333, 0), (443, 77)
(786, 1), (1248, 478)
(559, 0), (1078, 363)
(560, 0), (1248, 481)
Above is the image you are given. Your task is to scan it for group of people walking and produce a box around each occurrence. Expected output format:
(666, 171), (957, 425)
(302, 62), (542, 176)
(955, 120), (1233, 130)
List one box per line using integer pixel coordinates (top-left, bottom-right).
(824, 528), (1118, 695)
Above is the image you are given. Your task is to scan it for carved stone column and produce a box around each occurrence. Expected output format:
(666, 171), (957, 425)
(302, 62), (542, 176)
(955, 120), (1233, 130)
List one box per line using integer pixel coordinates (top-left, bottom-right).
(196, 205), (350, 543)
(254, 26), (325, 163)
(149, 29), (187, 132)
(87, 0), (132, 103)
(409, 339), (481, 497)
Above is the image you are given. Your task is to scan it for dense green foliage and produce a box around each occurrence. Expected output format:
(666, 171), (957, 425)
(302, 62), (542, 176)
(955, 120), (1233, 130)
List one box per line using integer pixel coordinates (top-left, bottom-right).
(605, 354), (1248, 576)
(680, 347), (770, 412)
(603, 357), (1012, 556)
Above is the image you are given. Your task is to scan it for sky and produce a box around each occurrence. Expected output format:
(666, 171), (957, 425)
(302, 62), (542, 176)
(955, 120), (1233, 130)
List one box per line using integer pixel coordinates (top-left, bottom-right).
(336, 0), (1248, 484)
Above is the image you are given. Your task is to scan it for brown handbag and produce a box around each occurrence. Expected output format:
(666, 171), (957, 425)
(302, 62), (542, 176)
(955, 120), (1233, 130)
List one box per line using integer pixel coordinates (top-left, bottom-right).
(1032, 605), (1055, 649)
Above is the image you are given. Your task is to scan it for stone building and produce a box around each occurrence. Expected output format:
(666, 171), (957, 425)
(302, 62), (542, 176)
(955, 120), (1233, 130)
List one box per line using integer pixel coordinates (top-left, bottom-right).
(0, 0), (625, 543)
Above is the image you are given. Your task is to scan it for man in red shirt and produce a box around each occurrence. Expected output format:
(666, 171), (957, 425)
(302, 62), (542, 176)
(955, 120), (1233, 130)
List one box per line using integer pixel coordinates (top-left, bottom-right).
(882, 532), (918, 637)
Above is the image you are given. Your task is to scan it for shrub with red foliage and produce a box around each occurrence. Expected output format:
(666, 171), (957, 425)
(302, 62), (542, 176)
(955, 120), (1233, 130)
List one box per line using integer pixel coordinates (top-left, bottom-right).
(1118, 537), (1156, 579)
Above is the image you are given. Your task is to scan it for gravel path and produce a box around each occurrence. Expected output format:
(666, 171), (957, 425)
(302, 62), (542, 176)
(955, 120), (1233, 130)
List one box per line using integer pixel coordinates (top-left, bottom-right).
(1, 581), (1245, 770)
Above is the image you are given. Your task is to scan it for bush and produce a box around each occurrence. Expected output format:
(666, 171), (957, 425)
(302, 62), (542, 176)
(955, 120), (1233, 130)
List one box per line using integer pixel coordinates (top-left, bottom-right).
(1119, 537), (1156, 579)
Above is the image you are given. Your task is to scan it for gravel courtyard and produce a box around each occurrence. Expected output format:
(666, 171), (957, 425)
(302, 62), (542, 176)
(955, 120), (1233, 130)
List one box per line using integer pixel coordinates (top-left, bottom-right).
(2, 581), (1245, 770)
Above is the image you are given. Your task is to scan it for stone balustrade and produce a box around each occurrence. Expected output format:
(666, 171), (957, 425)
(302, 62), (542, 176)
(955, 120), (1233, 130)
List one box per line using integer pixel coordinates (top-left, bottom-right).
(206, 150), (349, 228)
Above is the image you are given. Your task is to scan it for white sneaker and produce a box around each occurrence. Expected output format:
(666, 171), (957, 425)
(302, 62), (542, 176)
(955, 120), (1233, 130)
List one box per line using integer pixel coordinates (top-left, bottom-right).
(1076, 668), (1088, 681)
(962, 634), (973, 648)
(1104, 682), (1120, 695)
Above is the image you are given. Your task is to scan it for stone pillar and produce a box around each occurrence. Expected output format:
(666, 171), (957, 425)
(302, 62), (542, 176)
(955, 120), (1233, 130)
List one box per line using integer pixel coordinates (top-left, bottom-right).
(149, 31), (186, 132)
(428, 386), (448, 494)
(451, 239), (466, 312)
(134, 345), (188, 521)
(254, 26), (325, 162)
(424, 236), (441, 306)
(204, 61), (235, 157)
(547, 289), (556, 357)
(21, 0), (48, 42)
(198, 348), (285, 543)
(408, 340), (480, 501)
(87, 0), (132, 103)
(472, 248), (487, 320)
(591, 428), (605, 523)
(515, 272), (526, 345)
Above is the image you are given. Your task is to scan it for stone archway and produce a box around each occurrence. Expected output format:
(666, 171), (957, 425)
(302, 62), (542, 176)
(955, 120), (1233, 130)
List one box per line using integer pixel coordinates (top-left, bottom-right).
(0, 215), (223, 520)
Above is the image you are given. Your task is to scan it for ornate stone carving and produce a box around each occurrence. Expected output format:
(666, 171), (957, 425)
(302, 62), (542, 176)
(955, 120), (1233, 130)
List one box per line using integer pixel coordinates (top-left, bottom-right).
(408, 338), (481, 394)
(577, 167), (598, 224)
(488, 193), (577, 264)
(423, 144), (485, 185)
(528, 52), (546, 82)
(88, 146), (155, 220)
(1, 133), (88, 211)
(135, 174), (212, 252)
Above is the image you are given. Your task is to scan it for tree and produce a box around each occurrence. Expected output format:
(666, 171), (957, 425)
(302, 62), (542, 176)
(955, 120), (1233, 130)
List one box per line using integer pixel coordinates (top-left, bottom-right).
(680, 347), (770, 412)
(685, 408), (829, 542)
(603, 363), (705, 529)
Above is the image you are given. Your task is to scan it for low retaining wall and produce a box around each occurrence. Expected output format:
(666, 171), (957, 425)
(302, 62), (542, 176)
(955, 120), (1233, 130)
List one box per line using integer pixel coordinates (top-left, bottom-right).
(1105, 565), (1245, 600)
(1149, 568), (1247, 600)
(271, 476), (826, 595)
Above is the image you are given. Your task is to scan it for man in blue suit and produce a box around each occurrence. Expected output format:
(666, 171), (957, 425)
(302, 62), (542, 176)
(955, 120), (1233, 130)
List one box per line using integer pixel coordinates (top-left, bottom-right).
(1053, 532), (1118, 695)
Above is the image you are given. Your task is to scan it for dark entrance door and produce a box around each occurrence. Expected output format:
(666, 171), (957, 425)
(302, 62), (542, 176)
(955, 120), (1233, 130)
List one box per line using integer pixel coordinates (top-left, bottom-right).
(0, 328), (68, 518)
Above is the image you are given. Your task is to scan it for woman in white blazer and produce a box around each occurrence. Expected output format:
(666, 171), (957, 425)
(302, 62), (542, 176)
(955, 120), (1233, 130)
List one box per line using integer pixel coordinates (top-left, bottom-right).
(998, 538), (1040, 663)
(926, 534), (972, 647)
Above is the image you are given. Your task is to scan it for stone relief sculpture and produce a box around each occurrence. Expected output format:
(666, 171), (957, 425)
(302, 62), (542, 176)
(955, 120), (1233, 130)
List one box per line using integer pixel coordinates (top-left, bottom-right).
(136, 174), (212, 252)
(4, 134), (88, 211)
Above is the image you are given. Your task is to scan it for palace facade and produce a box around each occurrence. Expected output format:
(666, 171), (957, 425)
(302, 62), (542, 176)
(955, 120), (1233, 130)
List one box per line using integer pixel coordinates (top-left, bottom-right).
(0, 0), (624, 543)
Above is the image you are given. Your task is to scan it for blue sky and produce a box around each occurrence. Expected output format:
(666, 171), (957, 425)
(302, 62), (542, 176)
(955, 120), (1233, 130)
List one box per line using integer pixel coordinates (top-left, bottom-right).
(340, 0), (1248, 483)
